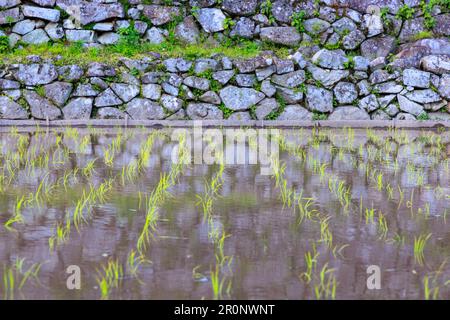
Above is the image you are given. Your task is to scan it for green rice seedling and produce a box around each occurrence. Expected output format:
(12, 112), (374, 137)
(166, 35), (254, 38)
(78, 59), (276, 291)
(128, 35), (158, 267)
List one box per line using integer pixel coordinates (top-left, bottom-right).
(127, 250), (150, 279)
(377, 212), (388, 239)
(210, 264), (226, 300)
(4, 196), (26, 231)
(319, 216), (333, 248)
(96, 259), (123, 300)
(365, 207), (375, 225)
(313, 263), (337, 300)
(301, 244), (318, 283)
(82, 158), (97, 177)
(414, 233), (432, 266)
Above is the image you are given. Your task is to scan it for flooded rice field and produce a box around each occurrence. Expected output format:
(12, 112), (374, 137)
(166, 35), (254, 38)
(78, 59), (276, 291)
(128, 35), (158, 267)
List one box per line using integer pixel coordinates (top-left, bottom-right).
(0, 126), (448, 300)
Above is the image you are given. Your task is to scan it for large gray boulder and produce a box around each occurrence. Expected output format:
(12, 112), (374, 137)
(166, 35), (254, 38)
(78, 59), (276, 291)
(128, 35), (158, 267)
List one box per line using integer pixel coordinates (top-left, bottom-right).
(222, 0), (257, 15)
(142, 84), (162, 100)
(397, 94), (425, 116)
(260, 27), (301, 47)
(186, 103), (223, 119)
(62, 98), (93, 119)
(219, 86), (265, 111)
(333, 82), (357, 104)
(22, 5), (60, 22)
(126, 98), (166, 120)
(420, 55), (450, 75)
(14, 64), (58, 86)
(175, 16), (200, 44)
(360, 36), (396, 60)
(278, 105), (313, 121)
(328, 106), (370, 120)
(0, 96), (28, 119)
(195, 8), (226, 33)
(110, 83), (140, 103)
(56, 1), (125, 25)
(44, 81), (73, 107)
(305, 86), (333, 113)
(94, 88), (122, 107)
(23, 90), (61, 120)
(271, 70), (305, 88)
(403, 68), (430, 88)
(312, 49), (349, 70)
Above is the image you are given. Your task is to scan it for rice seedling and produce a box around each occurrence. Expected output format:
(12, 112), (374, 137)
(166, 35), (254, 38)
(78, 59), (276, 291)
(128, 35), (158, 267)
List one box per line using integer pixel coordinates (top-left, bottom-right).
(96, 259), (123, 300)
(4, 196), (26, 231)
(300, 244), (318, 283)
(319, 216), (333, 248)
(414, 233), (432, 266)
(313, 263), (337, 300)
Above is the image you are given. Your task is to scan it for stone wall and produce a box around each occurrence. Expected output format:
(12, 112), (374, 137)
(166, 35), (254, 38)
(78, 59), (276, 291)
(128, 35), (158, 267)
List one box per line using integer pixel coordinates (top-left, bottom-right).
(0, 0), (449, 121)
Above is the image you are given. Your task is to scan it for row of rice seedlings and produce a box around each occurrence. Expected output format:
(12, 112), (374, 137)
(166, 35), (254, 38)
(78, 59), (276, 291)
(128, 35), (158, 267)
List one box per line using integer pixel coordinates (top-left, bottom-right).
(96, 259), (123, 300)
(135, 132), (190, 258)
(48, 178), (114, 250)
(1, 258), (42, 300)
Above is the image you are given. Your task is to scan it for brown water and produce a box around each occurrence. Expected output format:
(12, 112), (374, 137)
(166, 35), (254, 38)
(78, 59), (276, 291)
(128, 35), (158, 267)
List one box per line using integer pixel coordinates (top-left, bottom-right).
(0, 126), (448, 300)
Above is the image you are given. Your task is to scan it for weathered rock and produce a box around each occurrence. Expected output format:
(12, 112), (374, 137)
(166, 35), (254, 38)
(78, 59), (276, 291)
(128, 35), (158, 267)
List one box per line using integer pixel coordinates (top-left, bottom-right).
(186, 103), (223, 119)
(65, 30), (96, 42)
(312, 49), (348, 70)
(14, 64), (58, 86)
(235, 74), (256, 87)
(58, 65), (84, 82)
(0, 79), (20, 90)
(219, 86), (264, 111)
(12, 19), (36, 35)
(304, 18), (330, 35)
(230, 17), (255, 39)
(274, 58), (294, 75)
(364, 14), (383, 37)
(144, 27), (166, 44)
(45, 23), (64, 40)
(199, 91), (221, 105)
(97, 107), (126, 119)
(384, 104), (400, 117)
(222, 0), (257, 15)
(213, 70), (235, 85)
(87, 63), (116, 77)
(420, 55), (450, 75)
(358, 94), (379, 112)
(0, 96), (28, 119)
(142, 5), (181, 26)
(0, 0), (21, 9)
(23, 90), (61, 120)
(30, 0), (56, 7)
(57, 1), (125, 26)
(432, 14), (450, 37)
(371, 109), (391, 120)
(234, 55), (273, 73)
(369, 69), (399, 84)
(73, 84), (98, 97)
(373, 81), (404, 94)
(275, 86), (303, 104)
(438, 74), (450, 100)
(399, 17), (425, 43)
(126, 98), (165, 120)
(307, 64), (350, 87)
(334, 82), (357, 104)
(175, 16), (200, 44)
(428, 112), (450, 121)
(343, 29), (365, 50)
(405, 89), (441, 104)
(0, 8), (22, 25)
(261, 80), (276, 97)
(271, 0), (293, 23)
(183, 76), (210, 91)
(194, 59), (219, 74)
(44, 81), (72, 107)
(255, 66), (276, 81)
(403, 68), (430, 88)
(196, 8), (226, 33)
(160, 94), (183, 112)
(271, 70), (305, 88)
(141, 84), (162, 101)
(93, 22), (114, 32)
(392, 38), (450, 69)
(353, 56), (370, 71)
(22, 5), (60, 22)
(62, 97), (93, 119)
(94, 88), (122, 107)
(109, 83), (139, 103)
(98, 32), (120, 45)
(360, 36), (396, 60)
(255, 98), (278, 120)
(260, 27), (301, 47)
(395, 113), (416, 120)
(278, 105), (313, 121)
(397, 94), (424, 116)
(328, 106), (370, 120)
(22, 29), (50, 44)
(306, 86), (333, 113)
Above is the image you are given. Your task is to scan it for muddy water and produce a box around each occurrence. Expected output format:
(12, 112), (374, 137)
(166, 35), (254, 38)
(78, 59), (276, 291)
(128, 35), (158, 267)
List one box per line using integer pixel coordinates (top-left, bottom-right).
(0, 126), (448, 300)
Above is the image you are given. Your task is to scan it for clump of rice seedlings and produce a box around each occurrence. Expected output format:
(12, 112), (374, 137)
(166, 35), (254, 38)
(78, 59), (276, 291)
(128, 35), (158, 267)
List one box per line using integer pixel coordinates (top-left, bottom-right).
(4, 196), (25, 231)
(127, 250), (150, 279)
(96, 259), (123, 300)
(295, 194), (318, 225)
(82, 158), (97, 177)
(414, 233), (432, 266)
(1, 258), (42, 300)
(365, 207), (375, 225)
(377, 212), (388, 239)
(423, 261), (448, 300)
(327, 176), (351, 209)
(300, 244), (319, 283)
(313, 263), (337, 300)
(319, 216), (333, 248)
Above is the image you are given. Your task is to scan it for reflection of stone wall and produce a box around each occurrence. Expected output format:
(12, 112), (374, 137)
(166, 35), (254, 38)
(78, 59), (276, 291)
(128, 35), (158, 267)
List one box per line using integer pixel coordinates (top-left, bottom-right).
(0, 1), (449, 121)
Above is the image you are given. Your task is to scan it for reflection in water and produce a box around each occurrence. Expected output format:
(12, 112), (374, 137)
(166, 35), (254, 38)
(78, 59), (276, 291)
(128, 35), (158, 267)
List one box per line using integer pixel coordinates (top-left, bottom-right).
(0, 126), (448, 300)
